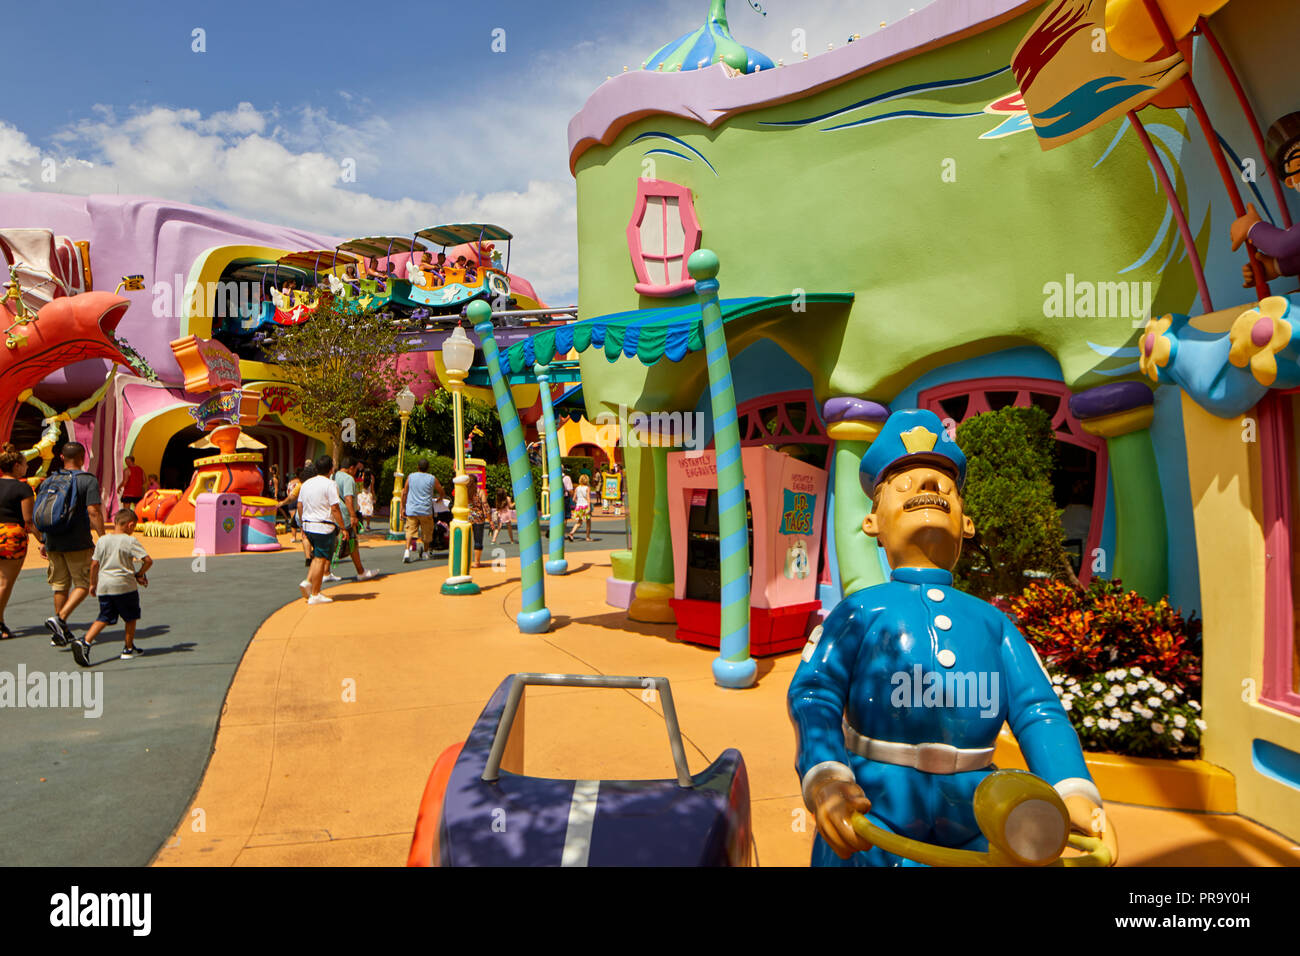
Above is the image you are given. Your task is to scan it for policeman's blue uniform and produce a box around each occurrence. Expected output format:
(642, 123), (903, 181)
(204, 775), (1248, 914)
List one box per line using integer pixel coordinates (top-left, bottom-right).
(788, 409), (1095, 867)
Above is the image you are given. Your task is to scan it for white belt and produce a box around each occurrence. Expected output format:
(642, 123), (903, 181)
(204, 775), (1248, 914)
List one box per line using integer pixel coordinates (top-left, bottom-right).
(843, 721), (994, 775)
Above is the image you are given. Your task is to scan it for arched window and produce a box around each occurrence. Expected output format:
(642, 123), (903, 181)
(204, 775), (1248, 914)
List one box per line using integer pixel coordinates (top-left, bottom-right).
(626, 179), (701, 298)
(918, 377), (1108, 586)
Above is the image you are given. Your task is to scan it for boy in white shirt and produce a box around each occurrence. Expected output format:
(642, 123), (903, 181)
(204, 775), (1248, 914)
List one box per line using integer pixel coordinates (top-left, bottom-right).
(296, 454), (349, 605)
(69, 508), (153, 666)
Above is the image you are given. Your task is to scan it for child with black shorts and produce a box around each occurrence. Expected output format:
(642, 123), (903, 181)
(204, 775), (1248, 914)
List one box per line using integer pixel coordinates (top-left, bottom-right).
(69, 508), (152, 666)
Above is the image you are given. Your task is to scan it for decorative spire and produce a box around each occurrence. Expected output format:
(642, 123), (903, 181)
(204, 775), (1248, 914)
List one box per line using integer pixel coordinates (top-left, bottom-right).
(642, 0), (775, 75)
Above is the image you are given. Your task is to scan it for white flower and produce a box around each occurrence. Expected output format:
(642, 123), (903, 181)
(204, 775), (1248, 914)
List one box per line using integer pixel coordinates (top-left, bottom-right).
(1171, 728), (1185, 742)
(1147, 696), (1162, 708)
(1083, 716), (1096, 727)
(1195, 719), (1207, 731)
(1138, 680), (1150, 690)
(1111, 708), (1124, 719)
(1173, 714), (1187, 729)
(1173, 686), (1184, 696)
(1103, 696), (1117, 708)
(1062, 694), (1075, 705)
(1125, 683), (1138, 695)
(1162, 690), (1175, 701)
(1062, 699), (1072, 711)
(1190, 700), (1201, 711)
(1152, 721), (1165, 734)
(1130, 667), (1144, 677)
(1109, 685), (1123, 697)
(1119, 712), (1133, 723)
(1092, 682), (1103, 692)
(1136, 707), (1153, 719)
(1052, 674), (1063, 685)
(1092, 701), (1104, 711)
(1152, 679), (1167, 693)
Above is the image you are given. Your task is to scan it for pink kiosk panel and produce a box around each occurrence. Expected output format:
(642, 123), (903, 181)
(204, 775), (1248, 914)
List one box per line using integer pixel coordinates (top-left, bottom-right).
(666, 446), (827, 655)
(194, 492), (243, 556)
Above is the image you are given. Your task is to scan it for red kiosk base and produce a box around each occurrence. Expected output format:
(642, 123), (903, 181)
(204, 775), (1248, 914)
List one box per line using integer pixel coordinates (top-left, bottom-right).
(668, 598), (820, 657)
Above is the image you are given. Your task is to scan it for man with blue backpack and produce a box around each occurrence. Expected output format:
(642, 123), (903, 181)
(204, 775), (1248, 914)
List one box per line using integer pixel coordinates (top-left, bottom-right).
(32, 442), (104, 647)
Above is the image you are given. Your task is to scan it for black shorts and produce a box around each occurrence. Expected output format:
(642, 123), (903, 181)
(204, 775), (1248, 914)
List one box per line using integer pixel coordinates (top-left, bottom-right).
(96, 590), (141, 625)
(305, 529), (338, 560)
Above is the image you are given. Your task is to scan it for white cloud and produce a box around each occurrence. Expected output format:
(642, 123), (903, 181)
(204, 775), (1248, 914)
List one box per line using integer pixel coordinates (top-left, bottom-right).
(0, 1), (935, 306)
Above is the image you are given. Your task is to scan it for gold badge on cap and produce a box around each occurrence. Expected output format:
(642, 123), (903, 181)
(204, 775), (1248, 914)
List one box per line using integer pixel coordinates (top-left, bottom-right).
(899, 426), (939, 453)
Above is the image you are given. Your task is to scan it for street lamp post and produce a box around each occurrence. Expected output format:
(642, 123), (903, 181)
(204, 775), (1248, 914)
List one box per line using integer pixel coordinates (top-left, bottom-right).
(441, 326), (481, 596)
(388, 385), (416, 540)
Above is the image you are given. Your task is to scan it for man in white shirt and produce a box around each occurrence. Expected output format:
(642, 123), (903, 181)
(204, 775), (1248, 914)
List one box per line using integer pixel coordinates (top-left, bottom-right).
(296, 454), (348, 605)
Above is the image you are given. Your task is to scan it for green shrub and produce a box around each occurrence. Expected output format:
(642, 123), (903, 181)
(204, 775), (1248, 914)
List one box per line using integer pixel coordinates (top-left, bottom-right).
(954, 405), (1074, 599)
(379, 447), (453, 503)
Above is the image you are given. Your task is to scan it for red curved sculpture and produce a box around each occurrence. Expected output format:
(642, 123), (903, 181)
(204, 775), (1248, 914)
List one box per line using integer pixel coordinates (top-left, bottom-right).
(0, 290), (132, 441)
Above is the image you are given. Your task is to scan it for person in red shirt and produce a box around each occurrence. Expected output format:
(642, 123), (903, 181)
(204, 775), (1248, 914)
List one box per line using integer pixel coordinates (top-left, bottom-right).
(118, 455), (146, 507)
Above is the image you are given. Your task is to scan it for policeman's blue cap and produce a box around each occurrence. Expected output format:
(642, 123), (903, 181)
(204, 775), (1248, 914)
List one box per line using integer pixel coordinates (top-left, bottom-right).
(859, 408), (967, 494)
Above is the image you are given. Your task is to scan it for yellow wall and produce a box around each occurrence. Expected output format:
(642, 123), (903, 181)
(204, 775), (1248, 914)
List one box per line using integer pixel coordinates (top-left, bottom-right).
(1182, 392), (1300, 840)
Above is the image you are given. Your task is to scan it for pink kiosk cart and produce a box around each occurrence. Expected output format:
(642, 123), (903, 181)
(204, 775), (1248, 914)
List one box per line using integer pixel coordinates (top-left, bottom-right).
(666, 445), (827, 656)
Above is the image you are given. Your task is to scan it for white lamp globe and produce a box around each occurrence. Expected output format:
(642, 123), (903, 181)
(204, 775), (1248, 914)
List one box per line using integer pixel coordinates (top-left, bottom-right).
(442, 326), (475, 377)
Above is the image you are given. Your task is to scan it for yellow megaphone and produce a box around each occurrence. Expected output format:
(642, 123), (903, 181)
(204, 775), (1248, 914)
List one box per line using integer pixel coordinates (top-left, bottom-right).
(850, 769), (1112, 867)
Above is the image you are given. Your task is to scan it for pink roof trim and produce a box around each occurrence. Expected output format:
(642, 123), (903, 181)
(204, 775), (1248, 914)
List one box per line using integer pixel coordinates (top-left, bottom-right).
(568, 0), (1040, 174)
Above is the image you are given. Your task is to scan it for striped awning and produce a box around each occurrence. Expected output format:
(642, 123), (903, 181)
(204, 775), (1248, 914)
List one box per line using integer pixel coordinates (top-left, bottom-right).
(494, 293), (853, 378)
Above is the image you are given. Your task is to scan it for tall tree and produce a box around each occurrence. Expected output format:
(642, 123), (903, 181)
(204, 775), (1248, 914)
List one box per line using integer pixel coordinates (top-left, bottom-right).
(954, 405), (1080, 599)
(267, 298), (424, 461)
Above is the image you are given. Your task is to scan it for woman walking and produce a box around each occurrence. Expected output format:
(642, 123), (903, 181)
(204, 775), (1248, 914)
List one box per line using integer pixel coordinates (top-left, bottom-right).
(357, 469), (375, 533)
(566, 474), (592, 542)
(0, 444), (35, 639)
(469, 488), (488, 568)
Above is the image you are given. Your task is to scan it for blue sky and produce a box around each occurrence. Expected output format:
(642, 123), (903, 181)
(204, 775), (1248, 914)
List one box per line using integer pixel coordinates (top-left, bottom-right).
(1, 0), (931, 303)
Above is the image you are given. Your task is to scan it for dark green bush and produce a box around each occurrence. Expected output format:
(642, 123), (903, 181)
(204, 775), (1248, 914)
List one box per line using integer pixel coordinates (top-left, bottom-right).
(953, 405), (1075, 600)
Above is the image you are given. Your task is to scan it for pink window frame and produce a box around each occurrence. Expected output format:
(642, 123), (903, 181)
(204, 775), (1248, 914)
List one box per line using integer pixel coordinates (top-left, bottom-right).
(918, 377), (1108, 587)
(626, 179), (701, 298)
(1259, 394), (1300, 714)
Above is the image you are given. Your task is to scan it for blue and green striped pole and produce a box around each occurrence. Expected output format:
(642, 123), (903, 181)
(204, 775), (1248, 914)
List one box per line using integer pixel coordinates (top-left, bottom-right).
(473, 300), (550, 633)
(690, 250), (755, 689)
(534, 361), (568, 574)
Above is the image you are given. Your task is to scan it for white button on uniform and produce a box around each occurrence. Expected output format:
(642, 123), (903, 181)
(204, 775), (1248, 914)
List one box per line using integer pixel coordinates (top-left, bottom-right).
(927, 588), (945, 602)
(934, 614), (952, 631)
(937, 649), (957, 668)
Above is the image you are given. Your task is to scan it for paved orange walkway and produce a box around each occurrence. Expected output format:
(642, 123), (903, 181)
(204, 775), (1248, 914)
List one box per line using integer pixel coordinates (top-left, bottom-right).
(153, 548), (1300, 867)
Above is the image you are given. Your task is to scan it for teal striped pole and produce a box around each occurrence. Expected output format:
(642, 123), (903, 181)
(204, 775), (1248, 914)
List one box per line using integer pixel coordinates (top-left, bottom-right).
(473, 301), (550, 633)
(690, 250), (755, 689)
(534, 361), (568, 574)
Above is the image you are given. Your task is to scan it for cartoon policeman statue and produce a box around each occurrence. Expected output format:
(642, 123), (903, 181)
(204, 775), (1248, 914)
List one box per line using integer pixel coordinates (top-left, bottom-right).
(788, 408), (1118, 866)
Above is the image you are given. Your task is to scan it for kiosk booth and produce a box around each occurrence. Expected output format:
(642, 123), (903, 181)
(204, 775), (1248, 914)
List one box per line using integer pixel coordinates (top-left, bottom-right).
(666, 445), (827, 656)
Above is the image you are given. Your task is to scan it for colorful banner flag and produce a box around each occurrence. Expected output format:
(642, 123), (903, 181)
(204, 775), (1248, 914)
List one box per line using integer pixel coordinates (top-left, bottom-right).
(1012, 0), (1188, 150)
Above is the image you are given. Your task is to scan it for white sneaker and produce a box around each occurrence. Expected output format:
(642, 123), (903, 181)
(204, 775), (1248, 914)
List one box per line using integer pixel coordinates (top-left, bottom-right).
(299, 580), (310, 600)
(403, 550), (412, 564)
(356, 569), (377, 581)
(306, 593), (334, 605)
(324, 572), (342, 582)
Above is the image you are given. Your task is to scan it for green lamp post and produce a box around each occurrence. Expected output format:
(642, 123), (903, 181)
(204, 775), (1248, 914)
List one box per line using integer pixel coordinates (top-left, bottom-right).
(440, 326), (480, 596)
(387, 385), (416, 540)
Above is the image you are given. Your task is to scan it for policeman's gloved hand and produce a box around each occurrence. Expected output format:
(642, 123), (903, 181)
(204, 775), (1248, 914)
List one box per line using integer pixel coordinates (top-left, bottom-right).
(1064, 795), (1120, 867)
(811, 779), (874, 860)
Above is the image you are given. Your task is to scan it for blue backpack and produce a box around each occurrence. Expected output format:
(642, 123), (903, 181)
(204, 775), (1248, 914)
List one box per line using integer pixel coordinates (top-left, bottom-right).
(33, 470), (83, 536)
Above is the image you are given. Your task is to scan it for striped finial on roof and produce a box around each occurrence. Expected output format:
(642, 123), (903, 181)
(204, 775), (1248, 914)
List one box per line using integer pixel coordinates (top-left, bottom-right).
(642, 0), (775, 75)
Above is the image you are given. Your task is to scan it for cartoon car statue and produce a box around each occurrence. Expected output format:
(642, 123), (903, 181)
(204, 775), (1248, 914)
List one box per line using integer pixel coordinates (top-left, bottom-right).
(407, 673), (753, 866)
